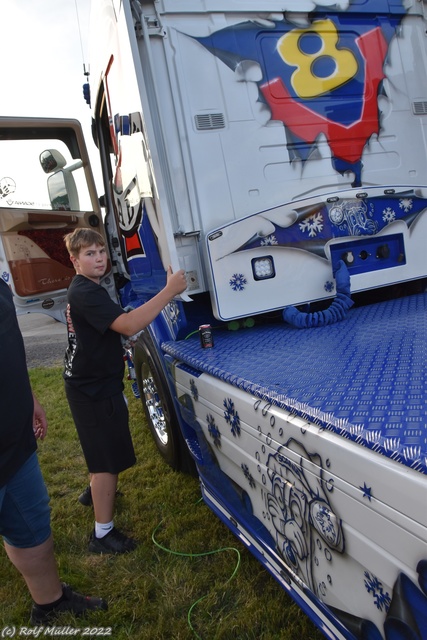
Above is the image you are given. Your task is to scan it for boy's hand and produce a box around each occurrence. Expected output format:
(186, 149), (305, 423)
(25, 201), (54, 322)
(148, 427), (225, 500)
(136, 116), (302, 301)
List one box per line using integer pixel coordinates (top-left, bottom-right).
(166, 266), (187, 297)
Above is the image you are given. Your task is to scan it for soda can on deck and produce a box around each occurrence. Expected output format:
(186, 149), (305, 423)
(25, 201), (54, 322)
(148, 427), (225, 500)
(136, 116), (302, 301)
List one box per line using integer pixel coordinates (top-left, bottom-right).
(199, 324), (214, 348)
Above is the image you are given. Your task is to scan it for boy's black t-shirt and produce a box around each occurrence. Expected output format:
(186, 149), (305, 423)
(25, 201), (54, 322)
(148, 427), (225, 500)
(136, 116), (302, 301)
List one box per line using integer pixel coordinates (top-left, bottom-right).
(0, 278), (36, 487)
(63, 275), (125, 399)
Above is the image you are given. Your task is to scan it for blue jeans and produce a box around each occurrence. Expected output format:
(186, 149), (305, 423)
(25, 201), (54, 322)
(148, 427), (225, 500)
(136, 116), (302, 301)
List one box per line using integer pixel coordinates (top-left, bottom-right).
(0, 452), (51, 548)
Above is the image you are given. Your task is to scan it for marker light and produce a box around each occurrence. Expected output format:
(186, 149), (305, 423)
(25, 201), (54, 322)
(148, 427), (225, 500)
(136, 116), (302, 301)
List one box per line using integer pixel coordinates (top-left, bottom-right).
(251, 256), (275, 281)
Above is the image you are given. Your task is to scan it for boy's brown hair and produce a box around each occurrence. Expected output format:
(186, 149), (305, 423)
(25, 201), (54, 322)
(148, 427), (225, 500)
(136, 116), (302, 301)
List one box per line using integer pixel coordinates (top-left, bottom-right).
(64, 228), (105, 257)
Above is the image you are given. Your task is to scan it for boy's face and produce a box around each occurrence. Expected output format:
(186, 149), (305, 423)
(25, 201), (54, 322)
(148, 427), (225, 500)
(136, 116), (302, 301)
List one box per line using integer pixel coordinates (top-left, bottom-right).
(70, 243), (107, 283)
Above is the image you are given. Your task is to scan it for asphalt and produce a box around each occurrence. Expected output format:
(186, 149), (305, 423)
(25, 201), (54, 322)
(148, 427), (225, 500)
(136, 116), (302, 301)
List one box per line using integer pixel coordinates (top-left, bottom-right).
(18, 312), (67, 369)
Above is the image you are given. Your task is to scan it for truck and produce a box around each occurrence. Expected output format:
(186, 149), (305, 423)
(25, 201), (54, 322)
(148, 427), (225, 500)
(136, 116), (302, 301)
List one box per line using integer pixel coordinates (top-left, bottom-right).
(0, 0), (426, 637)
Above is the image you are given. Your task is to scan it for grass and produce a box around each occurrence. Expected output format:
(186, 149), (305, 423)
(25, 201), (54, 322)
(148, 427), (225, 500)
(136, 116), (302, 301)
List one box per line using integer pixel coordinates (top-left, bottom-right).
(0, 367), (324, 640)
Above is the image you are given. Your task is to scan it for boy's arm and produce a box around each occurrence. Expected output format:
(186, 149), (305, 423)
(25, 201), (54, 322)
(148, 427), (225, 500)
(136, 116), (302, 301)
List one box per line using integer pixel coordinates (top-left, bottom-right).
(110, 267), (187, 337)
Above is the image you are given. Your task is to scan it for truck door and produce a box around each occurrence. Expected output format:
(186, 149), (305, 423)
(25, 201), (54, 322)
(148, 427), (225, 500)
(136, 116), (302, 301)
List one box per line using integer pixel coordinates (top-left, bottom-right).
(0, 118), (107, 321)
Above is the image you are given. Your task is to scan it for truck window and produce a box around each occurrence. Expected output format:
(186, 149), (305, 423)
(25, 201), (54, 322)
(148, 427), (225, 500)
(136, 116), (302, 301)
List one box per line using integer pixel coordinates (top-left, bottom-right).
(0, 138), (91, 212)
(0, 124), (102, 312)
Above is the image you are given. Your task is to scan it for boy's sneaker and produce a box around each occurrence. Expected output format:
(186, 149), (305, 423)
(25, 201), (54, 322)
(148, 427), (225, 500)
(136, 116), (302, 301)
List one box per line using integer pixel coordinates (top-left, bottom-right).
(78, 486), (93, 507)
(78, 486), (123, 507)
(30, 583), (107, 624)
(88, 528), (137, 554)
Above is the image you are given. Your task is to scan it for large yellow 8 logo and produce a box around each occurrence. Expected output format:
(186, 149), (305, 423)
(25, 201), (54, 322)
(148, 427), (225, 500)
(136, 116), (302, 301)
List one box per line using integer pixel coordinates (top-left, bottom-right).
(278, 19), (358, 98)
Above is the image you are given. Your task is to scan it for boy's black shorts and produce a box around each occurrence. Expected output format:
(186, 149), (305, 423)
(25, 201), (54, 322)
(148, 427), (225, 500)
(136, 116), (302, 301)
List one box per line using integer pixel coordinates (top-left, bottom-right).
(65, 388), (136, 474)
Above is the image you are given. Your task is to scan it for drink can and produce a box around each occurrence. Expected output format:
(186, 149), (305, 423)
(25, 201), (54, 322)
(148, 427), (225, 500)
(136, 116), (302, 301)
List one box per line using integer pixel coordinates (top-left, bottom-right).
(199, 324), (214, 348)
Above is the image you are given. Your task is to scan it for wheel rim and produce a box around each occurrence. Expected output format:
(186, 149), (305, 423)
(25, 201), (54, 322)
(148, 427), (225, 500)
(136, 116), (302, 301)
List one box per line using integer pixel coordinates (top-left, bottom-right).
(142, 375), (168, 446)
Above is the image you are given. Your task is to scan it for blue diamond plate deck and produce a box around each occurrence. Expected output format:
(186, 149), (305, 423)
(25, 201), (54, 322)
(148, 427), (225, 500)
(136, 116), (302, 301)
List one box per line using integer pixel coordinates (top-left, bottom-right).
(162, 293), (427, 474)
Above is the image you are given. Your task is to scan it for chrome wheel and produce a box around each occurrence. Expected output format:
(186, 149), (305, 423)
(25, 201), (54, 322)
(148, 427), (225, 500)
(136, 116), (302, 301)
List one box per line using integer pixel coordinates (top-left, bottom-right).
(134, 331), (196, 475)
(142, 376), (168, 446)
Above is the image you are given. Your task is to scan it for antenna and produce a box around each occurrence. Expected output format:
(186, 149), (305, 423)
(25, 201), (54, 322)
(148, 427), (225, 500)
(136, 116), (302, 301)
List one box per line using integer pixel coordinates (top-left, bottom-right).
(74, 0), (91, 106)
(74, 0), (90, 80)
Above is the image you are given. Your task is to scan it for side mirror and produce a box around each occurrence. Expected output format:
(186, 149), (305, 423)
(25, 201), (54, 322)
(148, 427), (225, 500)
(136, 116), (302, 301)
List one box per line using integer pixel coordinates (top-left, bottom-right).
(47, 170), (79, 211)
(47, 171), (71, 210)
(42, 149), (83, 211)
(39, 149), (68, 174)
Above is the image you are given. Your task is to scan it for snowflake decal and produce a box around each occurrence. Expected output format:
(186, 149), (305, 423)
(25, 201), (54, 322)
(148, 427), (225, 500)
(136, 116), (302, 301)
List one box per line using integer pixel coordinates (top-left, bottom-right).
(207, 414), (221, 447)
(313, 504), (335, 539)
(190, 379), (198, 401)
(260, 234), (278, 246)
(241, 463), (256, 488)
(382, 207), (396, 224)
(324, 280), (334, 293)
(223, 398), (241, 436)
(229, 273), (247, 292)
(399, 197), (413, 213)
(364, 571), (391, 611)
(299, 212), (324, 238)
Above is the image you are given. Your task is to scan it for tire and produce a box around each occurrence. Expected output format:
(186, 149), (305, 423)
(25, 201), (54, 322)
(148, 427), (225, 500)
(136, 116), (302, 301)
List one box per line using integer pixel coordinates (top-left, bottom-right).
(133, 331), (196, 474)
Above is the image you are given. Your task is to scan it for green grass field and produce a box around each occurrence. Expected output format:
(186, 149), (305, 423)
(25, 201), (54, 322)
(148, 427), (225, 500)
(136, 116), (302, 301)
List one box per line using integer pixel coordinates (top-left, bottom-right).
(0, 367), (323, 640)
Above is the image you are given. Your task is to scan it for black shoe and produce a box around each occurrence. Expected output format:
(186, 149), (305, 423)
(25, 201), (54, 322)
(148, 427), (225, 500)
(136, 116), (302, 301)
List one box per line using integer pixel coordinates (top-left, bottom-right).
(78, 486), (124, 507)
(78, 486), (93, 507)
(30, 583), (107, 624)
(88, 527), (137, 554)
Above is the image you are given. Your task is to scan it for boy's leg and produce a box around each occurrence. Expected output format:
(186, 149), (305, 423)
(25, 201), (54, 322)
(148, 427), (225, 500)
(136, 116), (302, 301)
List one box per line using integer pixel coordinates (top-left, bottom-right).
(88, 471), (136, 554)
(66, 390), (137, 554)
(90, 472), (118, 524)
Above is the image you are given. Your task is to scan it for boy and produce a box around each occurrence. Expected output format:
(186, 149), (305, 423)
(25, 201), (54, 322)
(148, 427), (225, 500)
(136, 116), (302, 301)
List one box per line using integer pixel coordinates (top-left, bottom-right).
(63, 228), (187, 554)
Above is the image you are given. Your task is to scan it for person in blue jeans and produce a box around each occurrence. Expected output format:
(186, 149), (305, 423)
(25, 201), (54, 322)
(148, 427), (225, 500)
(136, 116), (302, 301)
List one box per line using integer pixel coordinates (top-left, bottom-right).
(0, 277), (107, 624)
